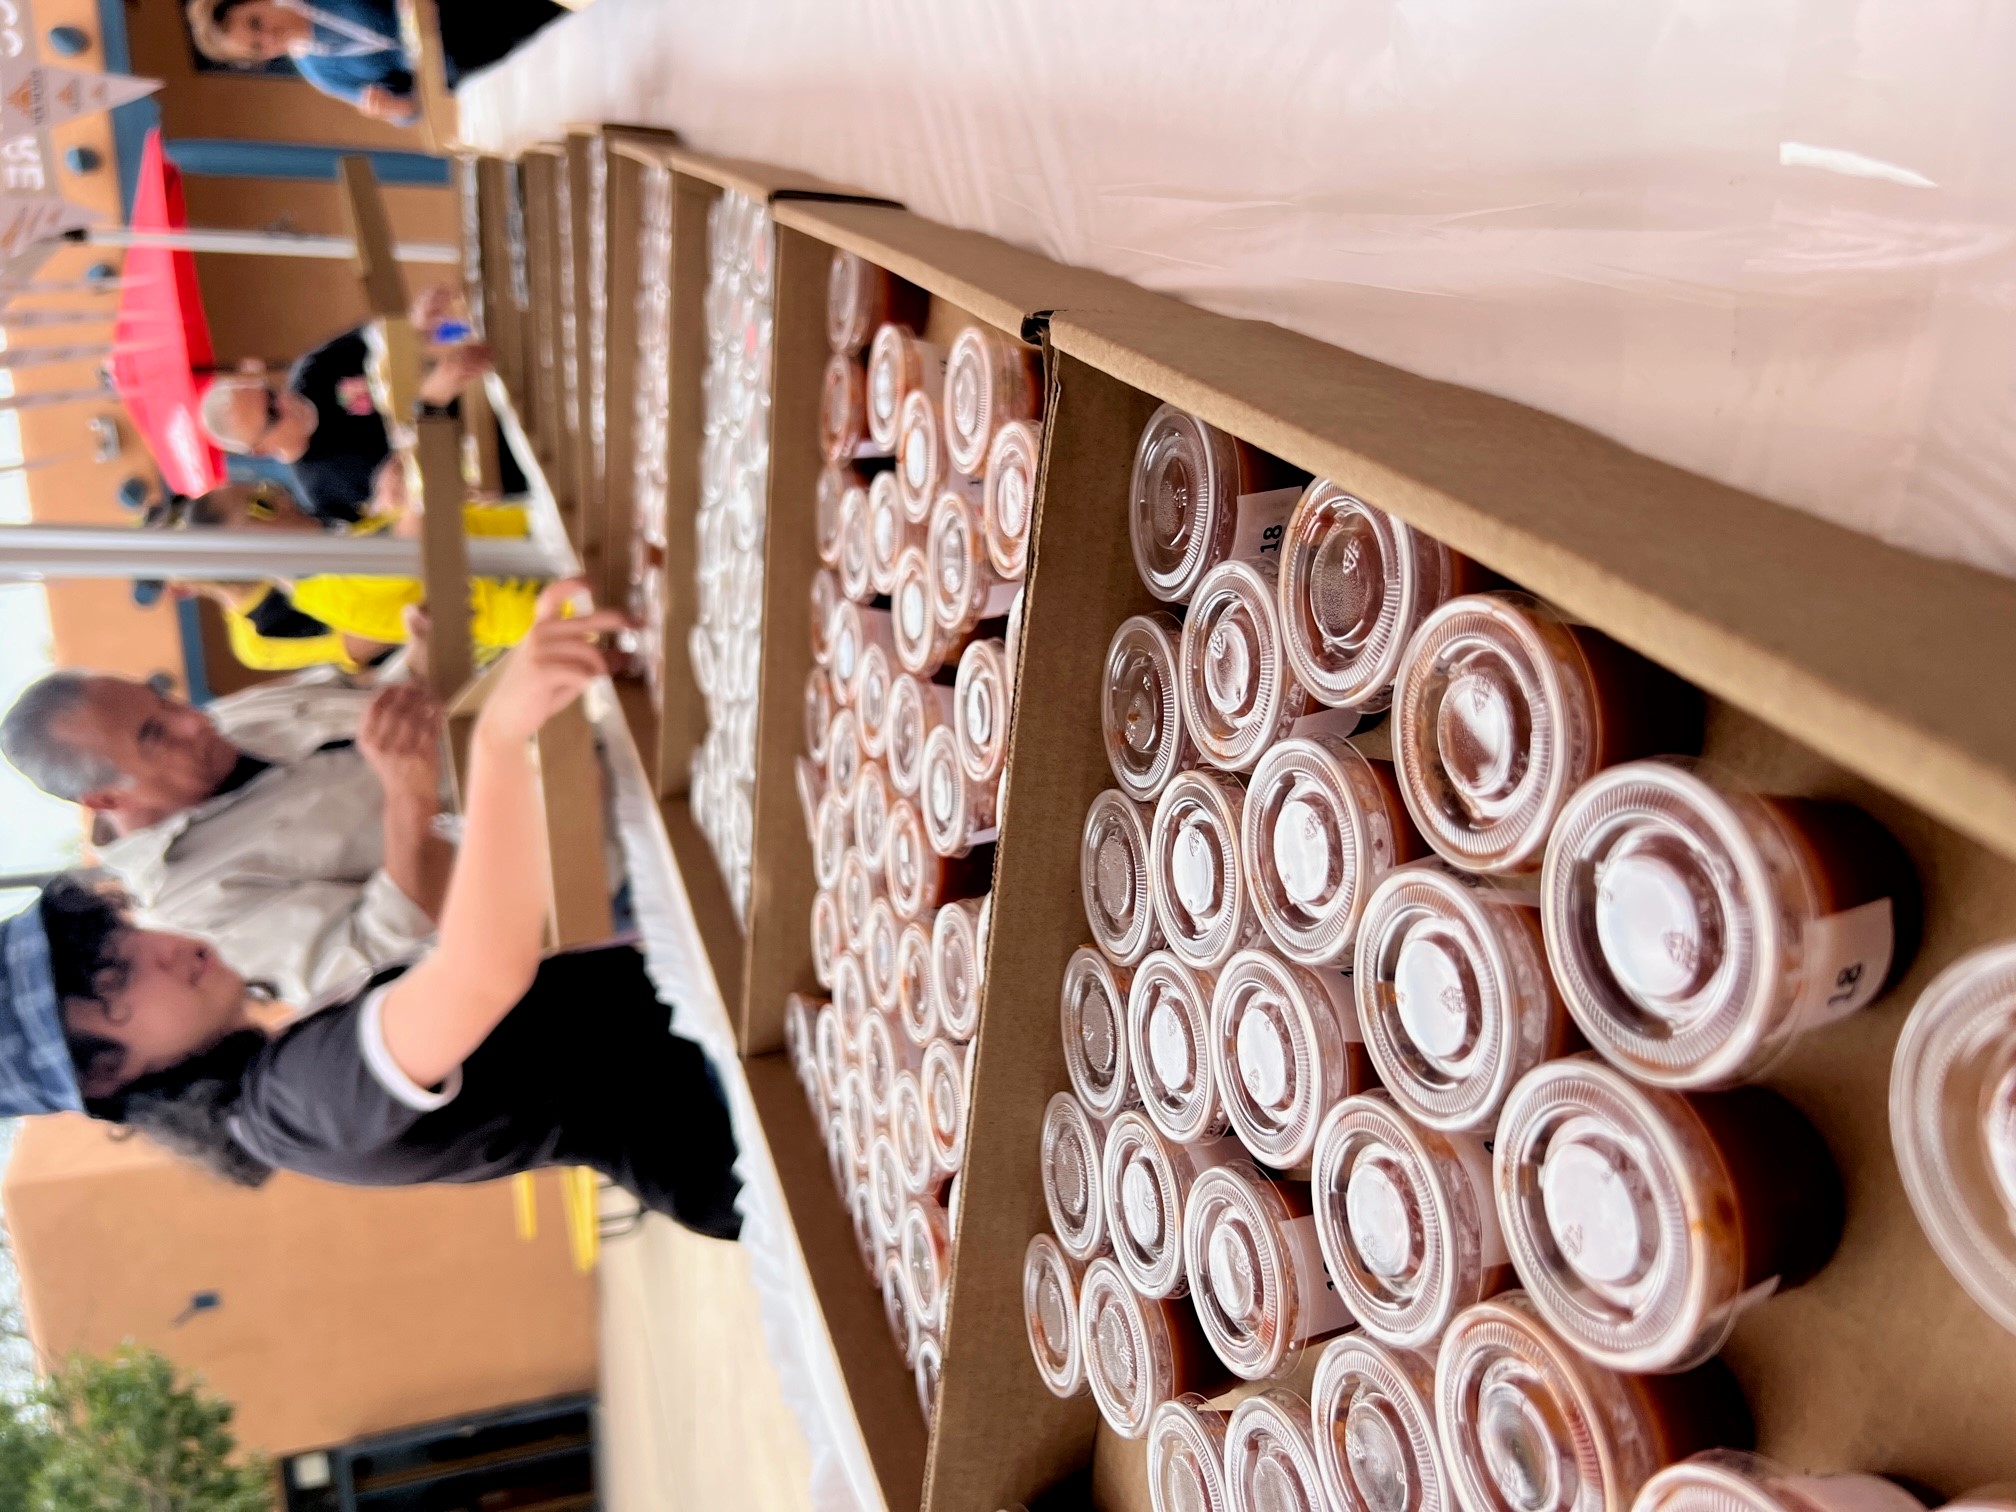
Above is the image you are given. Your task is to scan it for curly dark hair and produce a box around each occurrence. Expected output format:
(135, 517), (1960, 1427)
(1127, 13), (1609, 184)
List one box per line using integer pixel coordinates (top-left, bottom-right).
(37, 876), (274, 1188)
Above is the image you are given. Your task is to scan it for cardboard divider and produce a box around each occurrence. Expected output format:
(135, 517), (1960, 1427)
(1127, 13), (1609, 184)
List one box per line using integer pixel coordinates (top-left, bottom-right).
(472, 157), (529, 410)
(565, 129), (607, 584)
(520, 146), (579, 537)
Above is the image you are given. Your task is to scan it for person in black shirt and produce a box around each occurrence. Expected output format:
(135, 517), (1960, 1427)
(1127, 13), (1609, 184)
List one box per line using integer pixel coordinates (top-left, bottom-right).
(0, 581), (741, 1240)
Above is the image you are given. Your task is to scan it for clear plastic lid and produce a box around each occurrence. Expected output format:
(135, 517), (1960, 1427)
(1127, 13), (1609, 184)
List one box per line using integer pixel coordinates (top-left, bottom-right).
(901, 1196), (953, 1332)
(922, 723), (998, 860)
(897, 387), (949, 523)
(1103, 612), (1196, 804)
(1025, 1232), (1088, 1399)
(813, 999), (847, 1113)
(1311, 1332), (1449, 1512)
(945, 324), (1042, 476)
(888, 674), (955, 798)
(816, 462), (855, 569)
(1634, 1452), (1929, 1512)
(1149, 1397), (1232, 1512)
(853, 763), (893, 871)
(1541, 759), (1904, 1089)
(827, 249), (894, 356)
(794, 755), (825, 846)
(881, 1247), (921, 1366)
(839, 1065), (874, 1174)
(1130, 403), (1254, 604)
(1211, 948), (1370, 1169)
(805, 666), (835, 766)
(828, 601), (895, 700)
(837, 481), (875, 603)
(870, 1133), (909, 1249)
(891, 544), (951, 678)
(858, 1005), (898, 1119)
(1080, 1256), (1207, 1441)
(1128, 950), (1227, 1144)
(923, 1039), (969, 1174)
(1150, 769), (1258, 970)
(869, 323), (945, 453)
(1083, 789), (1164, 967)
(1246, 736), (1417, 966)
(867, 470), (915, 597)
(885, 798), (939, 919)
(1314, 1091), (1508, 1350)
(785, 990), (820, 1088)
(1436, 1293), (1743, 1512)
(856, 643), (896, 759)
(893, 1070), (937, 1197)
(984, 419), (1042, 580)
(1226, 1389), (1330, 1512)
(810, 569), (840, 669)
(1355, 862), (1569, 1134)
(932, 897), (985, 1042)
(813, 789), (851, 893)
(1062, 947), (1138, 1119)
(1103, 1109), (1241, 1299)
(1891, 939), (2016, 1335)
(956, 637), (1014, 783)
(896, 918), (939, 1046)
(915, 1330), (943, 1423)
(930, 490), (1017, 638)
(1042, 1091), (1109, 1261)
(1182, 1162), (1351, 1379)
(848, 1172), (878, 1269)
(839, 848), (881, 956)
(1495, 1055), (1834, 1373)
(864, 895), (902, 1011)
(821, 353), (870, 464)
(1393, 594), (1602, 875)
(1280, 483), (1459, 712)
(1179, 557), (1303, 772)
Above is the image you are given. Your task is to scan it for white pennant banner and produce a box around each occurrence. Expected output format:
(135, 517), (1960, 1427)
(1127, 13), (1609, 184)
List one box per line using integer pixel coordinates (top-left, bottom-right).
(0, 61), (159, 136)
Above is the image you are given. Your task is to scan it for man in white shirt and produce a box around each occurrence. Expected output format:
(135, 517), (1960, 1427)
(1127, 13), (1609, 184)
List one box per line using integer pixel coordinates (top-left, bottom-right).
(0, 670), (451, 1006)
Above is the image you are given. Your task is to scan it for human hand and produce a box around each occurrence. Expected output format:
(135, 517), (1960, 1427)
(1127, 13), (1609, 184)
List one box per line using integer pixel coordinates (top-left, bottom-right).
(475, 579), (627, 747)
(359, 86), (418, 124)
(417, 342), (494, 406)
(409, 284), (461, 333)
(359, 680), (444, 804)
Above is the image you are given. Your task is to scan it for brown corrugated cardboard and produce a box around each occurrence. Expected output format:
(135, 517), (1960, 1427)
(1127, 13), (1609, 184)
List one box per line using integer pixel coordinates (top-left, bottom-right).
(1045, 306), (2016, 873)
(648, 143), (897, 208)
(597, 149), (645, 614)
(564, 130), (607, 587)
(518, 148), (570, 503)
(471, 157), (529, 409)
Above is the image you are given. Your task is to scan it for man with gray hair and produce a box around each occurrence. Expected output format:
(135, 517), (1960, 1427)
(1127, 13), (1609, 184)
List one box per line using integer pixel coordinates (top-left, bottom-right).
(1, 669), (452, 1005)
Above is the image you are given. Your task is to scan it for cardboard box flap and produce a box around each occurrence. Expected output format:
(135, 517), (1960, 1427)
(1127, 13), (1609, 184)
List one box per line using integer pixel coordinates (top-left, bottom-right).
(649, 144), (895, 207)
(1048, 304), (2016, 869)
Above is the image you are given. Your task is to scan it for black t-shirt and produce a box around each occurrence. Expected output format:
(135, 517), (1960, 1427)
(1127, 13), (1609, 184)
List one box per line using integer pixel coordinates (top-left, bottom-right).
(285, 328), (390, 526)
(245, 587), (330, 640)
(230, 945), (741, 1238)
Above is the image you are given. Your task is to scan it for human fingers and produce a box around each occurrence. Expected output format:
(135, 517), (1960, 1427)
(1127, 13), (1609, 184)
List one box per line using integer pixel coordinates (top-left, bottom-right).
(532, 577), (593, 623)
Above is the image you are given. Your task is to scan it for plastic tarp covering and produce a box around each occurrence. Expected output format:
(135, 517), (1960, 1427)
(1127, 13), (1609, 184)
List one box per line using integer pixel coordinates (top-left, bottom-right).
(463, 0), (2016, 580)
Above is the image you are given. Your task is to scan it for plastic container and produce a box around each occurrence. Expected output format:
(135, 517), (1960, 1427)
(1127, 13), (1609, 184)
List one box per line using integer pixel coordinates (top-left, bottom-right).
(1311, 1332), (1450, 1512)
(1495, 1055), (1844, 1372)
(1182, 1162), (1354, 1379)
(887, 673), (956, 799)
(855, 643), (896, 760)
(838, 847), (881, 957)
(915, 1331), (943, 1424)
(825, 710), (863, 816)
(1103, 612), (1196, 803)
(1181, 557), (1341, 772)
(1280, 483), (1473, 711)
(853, 763), (893, 872)
(1148, 1397), (1233, 1512)
(1211, 948), (1373, 1169)
(1634, 1452), (1929, 1512)
(891, 1070), (939, 1198)
(812, 789), (850, 894)
(896, 919), (938, 1047)
(809, 568), (840, 669)
(1079, 1256), (1227, 1441)
(864, 895), (902, 1012)
(836, 480), (875, 603)
(922, 724), (1000, 859)
(1060, 947), (1137, 1121)
(794, 756), (825, 846)
(901, 1196), (953, 1333)
(810, 889), (842, 993)
(1314, 1091), (1510, 1350)
(1890, 940), (2016, 1335)
(897, 387), (960, 523)
(932, 897), (986, 1042)
(1083, 788), (1164, 967)
(869, 1133), (908, 1254)
(1150, 769), (1260, 971)
(891, 544), (955, 678)
(869, 322), (947, 453)
(827, 249), (914, 356)
(815, 462), (858, 569)
(944, 324), (1043, 476)
(857, 1005), (898, 1120)
(804, 666), (835, 768)
(1128, 950), (1227, 1144)
(1042, 1091), (1110, 1261)
(827, 601), (896, 705)
(1393, 594), (1700, 875)
(1435, 1293), (1754, 1512)
(888, 795), (993, 919)
(881, 1248), (921, 1366)
(832, 953), (869, 1042)
(923, 1038), (970, 1175)
(930, 490), (1021, 639)
(1355, 861), (1576, 1135)
(954, 637), (1014, 785)
(1024, 1232), (1088, 1399)
(984, 419), (1042, 580)
(1542, 759), (1915, 1089)
(1129, 403), (1298, 604)
(867, 469), (918, 597)
(1245, 735), (1424, 966)
(848, 1174), (878, 1270)
(812, 999), (847, 1114)
(820, 353), (870, 464)
(1102, 1109), (1241, 1298)
(1225, 1388), (1329, 1512)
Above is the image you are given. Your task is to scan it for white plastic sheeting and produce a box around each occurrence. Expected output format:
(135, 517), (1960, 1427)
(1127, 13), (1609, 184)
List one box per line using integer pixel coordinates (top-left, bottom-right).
(463, 0), (2016, 580)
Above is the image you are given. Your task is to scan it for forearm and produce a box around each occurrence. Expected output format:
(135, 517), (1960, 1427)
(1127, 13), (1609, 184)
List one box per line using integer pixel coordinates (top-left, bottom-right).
(436, 722), (551, 992)
(379, 789), (453, 923)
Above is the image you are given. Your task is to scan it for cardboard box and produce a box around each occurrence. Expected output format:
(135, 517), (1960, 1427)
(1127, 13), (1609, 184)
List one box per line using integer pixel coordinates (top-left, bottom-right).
(469, 156), (529, 411)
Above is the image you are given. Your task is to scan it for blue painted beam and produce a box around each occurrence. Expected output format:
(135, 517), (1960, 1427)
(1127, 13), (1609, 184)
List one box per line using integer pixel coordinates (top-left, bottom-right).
(165, 139), (451, 187)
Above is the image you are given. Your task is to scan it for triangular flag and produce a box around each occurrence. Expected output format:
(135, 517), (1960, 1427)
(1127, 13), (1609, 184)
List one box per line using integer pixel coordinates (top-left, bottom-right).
(0, 343), (111, 368)
(0, 194), (93, 261)
(0, 385), (109, 411)
(0, 62), (160, 136)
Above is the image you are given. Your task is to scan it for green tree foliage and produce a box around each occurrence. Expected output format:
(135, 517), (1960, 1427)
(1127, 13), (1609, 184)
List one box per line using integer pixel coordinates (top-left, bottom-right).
(0, 1344), (271, 1511)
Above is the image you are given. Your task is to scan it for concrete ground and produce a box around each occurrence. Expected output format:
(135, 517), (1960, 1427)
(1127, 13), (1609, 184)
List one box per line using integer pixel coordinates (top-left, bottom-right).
(598, 1213), (814, 1511)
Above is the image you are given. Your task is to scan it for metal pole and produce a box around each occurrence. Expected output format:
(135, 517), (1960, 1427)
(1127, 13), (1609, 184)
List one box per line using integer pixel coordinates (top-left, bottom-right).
(74, 225), (461, 265)
(0, 524), (553, 581)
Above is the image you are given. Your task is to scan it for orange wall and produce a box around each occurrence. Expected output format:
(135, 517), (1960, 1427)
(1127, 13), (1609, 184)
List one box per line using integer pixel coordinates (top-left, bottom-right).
(5, 1114), (598, 1455)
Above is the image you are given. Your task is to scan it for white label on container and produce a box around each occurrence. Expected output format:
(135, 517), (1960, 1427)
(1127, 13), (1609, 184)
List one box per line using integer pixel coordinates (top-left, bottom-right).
(947, 470), (987, 504)
(1229, 487), (1303, 563)
(1790, 897), (1894, 1031)
(918, 346), (950, 402)
(1281, 1213), (1357, 1337)
(1303, 965), (1362, 1039)
(1289, 706), (1362, 741)
(1446, 1131), (1511, 1268)
(981, 580), (1022, 621)
(1776, 1478), (1928, 1512)
(969, 824), (1000, 847)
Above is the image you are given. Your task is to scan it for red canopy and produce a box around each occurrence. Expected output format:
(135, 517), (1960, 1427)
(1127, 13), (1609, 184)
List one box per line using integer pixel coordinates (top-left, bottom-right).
(111, 129), (224, 497)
